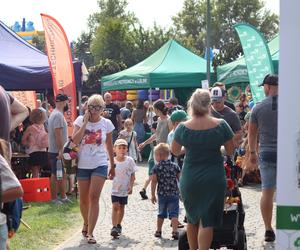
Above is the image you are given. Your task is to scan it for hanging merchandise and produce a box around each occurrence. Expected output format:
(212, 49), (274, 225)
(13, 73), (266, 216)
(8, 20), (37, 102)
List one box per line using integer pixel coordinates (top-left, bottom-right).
(148, 89), (160, 101)
(227, 86), (242, 102)
(160, 89), (175, 100)
(137, 90), (148, 101)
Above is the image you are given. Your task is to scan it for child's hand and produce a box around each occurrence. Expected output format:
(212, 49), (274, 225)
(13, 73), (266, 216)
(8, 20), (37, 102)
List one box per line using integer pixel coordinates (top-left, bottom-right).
(151, 195), (157, 205)
(108, 167), (115, 180)
(128, 186), (133, 195)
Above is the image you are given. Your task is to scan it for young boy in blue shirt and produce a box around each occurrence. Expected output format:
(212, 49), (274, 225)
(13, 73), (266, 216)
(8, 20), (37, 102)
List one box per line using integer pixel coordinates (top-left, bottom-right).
(151, 143), (181, 240)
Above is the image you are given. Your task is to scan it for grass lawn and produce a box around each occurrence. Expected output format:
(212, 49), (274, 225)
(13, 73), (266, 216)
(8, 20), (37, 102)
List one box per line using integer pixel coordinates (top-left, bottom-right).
(9, 197), (81, 250)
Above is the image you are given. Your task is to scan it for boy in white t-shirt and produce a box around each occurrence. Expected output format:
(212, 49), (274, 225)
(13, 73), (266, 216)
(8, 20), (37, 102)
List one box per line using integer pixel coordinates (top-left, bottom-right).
(110, 139), (137, 237)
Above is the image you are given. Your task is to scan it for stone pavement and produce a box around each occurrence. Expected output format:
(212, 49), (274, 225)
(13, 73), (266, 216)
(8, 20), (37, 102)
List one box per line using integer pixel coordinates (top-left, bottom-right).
(56, 163), (276, 250)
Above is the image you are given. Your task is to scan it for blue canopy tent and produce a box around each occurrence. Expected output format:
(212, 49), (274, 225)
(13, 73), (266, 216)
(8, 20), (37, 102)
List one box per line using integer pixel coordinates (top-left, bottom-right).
(0, 20), (82, 91)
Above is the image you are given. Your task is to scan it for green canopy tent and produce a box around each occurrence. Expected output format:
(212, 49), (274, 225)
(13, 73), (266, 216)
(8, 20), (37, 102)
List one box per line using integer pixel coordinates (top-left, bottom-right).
(217, 35), (279, 85)
(101, 39), (214, 91)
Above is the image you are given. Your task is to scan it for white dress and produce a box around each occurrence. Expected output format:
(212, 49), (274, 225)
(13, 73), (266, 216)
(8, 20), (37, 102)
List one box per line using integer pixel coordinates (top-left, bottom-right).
(119, 130), (137, 161)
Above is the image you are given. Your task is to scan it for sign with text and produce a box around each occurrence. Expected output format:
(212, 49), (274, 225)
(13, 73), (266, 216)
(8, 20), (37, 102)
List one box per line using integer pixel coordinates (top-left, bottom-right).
(41, 13), (77, 129)
(277, 1), (300, 249)
(234, 23), (274, 103)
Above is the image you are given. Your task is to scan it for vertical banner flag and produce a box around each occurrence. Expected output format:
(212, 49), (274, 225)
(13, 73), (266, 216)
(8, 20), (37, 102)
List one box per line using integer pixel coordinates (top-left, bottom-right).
(41, 14), (77, 129)
(277, 0), (300, 248)
(234, 23), (274, 103)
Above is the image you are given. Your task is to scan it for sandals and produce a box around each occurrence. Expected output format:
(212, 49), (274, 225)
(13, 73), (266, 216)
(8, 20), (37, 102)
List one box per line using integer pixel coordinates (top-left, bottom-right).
(172, 231), (179, 240)
(81, 224), (88, 238)
(154, 231), (162, 238)
(87, 235), (97, 244)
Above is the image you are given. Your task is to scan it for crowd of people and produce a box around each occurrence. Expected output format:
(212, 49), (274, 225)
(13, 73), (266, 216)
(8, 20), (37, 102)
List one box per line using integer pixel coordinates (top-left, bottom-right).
(0, 74), (278, 249)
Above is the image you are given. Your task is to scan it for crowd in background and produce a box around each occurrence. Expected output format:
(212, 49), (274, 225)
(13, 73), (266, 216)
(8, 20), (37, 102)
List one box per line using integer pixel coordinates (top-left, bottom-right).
(0, 74), (278, 249)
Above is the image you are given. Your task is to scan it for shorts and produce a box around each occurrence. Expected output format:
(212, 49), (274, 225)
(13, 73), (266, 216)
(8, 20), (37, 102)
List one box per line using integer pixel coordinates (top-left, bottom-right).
(158, 195), (179, 219)
(48, 152), (65, 175)
(77, 166), (108, 180)
(0, 223), (7, 250)
(148, 150), (155, 176)
(111, 195), (128, 205)
(29, 151), (48, 167)
(259, 152), (277, 189)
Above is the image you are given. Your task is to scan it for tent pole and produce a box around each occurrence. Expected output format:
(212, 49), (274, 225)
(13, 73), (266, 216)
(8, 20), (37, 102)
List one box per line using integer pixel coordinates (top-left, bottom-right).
(78, 90), (82, 115)
(206, 0), (211, 85)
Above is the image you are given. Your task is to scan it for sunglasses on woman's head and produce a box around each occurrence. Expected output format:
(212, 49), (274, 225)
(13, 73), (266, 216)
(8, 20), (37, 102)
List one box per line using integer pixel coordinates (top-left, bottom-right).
(88, 105), (102, 111)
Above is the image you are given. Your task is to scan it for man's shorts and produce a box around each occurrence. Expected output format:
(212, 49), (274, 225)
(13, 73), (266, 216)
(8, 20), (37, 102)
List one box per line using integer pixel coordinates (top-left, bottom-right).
(77, 166), (108, 180)
(0, 223), (8, 250)
(111, 195), (128, 205)
(48, 152), (65, 175)
(158, 195), (179, 219)
(259, 152), (277, 189)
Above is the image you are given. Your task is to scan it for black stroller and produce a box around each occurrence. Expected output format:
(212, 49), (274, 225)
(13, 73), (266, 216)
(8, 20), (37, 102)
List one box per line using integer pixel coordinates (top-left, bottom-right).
(178, 158), (247, 250)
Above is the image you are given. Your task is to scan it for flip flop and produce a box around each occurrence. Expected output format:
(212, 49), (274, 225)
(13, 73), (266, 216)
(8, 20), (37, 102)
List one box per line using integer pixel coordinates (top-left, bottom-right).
(87, 235), (97, 244)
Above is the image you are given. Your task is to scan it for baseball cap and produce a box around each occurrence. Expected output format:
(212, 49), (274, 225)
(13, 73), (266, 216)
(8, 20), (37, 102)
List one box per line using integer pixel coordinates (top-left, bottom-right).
(55, 94), (69, 102)
(259, 74), (278, 87)
(114, 139), (128, 147)
(170, 110), (188, 122)
(210, 87), (225, 102)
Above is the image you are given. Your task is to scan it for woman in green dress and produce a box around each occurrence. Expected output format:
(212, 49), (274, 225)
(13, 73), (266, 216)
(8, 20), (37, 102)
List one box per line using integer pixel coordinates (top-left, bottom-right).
(172, 89), (234, 250)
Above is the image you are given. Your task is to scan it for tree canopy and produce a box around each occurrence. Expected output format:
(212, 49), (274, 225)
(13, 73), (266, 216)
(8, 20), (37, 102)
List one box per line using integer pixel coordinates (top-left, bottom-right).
(74, 0), (279, 87)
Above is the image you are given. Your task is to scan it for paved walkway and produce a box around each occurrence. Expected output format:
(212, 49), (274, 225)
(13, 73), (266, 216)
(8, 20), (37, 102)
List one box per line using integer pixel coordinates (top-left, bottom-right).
(56, 164), (276, 250)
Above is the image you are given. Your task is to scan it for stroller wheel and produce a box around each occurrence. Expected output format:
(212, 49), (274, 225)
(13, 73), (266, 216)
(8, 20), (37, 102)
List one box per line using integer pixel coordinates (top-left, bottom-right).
(178, 231), (189, 250)
(234, 229), (247, 250)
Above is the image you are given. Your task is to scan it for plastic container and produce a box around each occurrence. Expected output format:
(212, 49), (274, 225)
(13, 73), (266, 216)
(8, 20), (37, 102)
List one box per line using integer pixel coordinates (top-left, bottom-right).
(56, 160), (63, 180)
(20, 178), (51, 202)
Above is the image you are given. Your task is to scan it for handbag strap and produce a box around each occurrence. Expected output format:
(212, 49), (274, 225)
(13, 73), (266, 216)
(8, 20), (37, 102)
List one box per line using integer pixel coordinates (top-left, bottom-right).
(127, 132), (134, 148)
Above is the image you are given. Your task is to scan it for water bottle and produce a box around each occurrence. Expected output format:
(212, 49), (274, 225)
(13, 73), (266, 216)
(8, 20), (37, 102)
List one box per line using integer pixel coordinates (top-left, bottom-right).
(56, 160), (63, 180)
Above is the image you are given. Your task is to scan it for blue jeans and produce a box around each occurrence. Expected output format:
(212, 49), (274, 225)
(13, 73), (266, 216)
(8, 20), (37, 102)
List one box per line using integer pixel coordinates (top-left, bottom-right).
(158, 195), (179, 219)
(0, 223), (7, 250)
(77, 166), (108, 180)
(259, 151), (277, 189)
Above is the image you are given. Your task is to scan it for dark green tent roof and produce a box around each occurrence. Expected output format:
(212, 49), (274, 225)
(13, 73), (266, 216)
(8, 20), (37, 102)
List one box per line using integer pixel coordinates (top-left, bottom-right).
(101, 40), (214, 91)
(217, 35), (279, 85)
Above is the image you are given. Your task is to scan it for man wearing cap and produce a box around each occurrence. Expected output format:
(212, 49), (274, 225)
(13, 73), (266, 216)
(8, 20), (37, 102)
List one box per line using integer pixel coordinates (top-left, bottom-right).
(213, 82), (236, 111)
(248, 74), (278, 242)
(210, 86), (242, 146)
(48, 94), (70, 204)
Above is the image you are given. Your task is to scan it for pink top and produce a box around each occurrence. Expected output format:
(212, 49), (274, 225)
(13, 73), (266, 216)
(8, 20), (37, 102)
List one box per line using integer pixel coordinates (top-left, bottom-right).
(22, 124), (47, 154)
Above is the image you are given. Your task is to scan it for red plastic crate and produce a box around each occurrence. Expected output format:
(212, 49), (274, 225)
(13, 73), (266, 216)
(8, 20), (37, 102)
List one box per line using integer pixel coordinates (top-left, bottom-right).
(20, 178), (51, 202)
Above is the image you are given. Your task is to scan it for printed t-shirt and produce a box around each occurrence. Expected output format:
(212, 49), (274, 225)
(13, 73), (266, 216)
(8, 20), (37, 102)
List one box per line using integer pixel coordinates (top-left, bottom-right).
(74, 116), (114, 169)
(105, 103), (120, 130)
(111, 156), (138, 197)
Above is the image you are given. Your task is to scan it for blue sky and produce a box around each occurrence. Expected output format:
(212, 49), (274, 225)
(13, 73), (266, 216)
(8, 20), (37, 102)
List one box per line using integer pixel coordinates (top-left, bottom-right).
(0, 0), (279, 41)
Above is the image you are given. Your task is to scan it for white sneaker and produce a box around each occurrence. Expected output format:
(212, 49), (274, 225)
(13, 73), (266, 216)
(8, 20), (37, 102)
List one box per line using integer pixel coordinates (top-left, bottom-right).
(60, 197), (73, 204)
(52, 199), (63, 205)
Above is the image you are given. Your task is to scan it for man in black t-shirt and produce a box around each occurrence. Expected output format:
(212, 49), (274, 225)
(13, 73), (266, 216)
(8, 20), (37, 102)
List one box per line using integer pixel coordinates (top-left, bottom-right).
(104, 92), (122, 143)
(210, 87), (242, 147)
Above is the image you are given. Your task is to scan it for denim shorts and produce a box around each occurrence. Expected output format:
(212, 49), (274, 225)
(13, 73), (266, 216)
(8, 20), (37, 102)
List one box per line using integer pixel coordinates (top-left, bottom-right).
(77, 166), (108, 180)
(0, 223), (7, 250)
(111, 195), (128, 205)
(158, 195), (179, 219)
(259, 152), (277, 189)
(48, 152), (65, 175)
